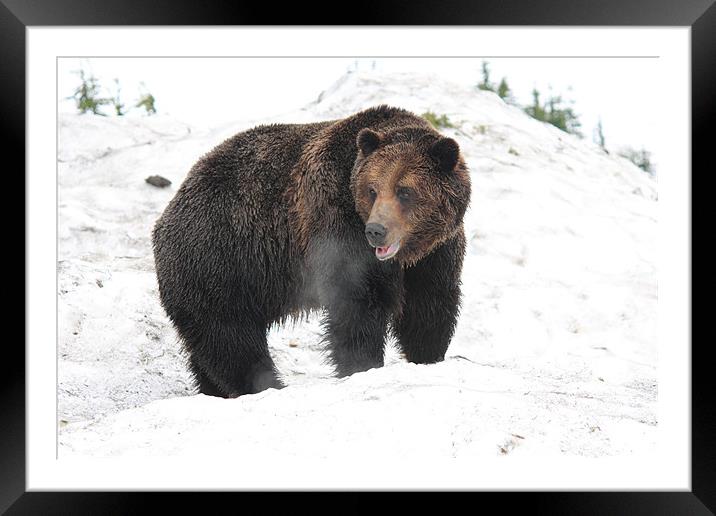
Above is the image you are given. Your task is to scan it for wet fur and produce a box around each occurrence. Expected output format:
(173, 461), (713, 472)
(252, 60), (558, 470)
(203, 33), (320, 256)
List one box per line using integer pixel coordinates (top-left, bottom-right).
(152, 105), (471, 397)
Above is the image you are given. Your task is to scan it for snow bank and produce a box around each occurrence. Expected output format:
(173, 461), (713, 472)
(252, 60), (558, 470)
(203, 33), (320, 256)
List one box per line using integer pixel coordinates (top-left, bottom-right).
(58, 71), (658, 458)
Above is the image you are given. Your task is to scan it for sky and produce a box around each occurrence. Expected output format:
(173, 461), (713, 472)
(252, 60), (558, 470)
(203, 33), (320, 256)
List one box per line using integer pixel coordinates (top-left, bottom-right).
(58, 57), (662, 170)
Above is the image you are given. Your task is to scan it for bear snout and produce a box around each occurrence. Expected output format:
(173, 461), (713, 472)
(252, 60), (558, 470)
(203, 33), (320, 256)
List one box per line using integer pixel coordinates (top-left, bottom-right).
(365, 222), (387, 247)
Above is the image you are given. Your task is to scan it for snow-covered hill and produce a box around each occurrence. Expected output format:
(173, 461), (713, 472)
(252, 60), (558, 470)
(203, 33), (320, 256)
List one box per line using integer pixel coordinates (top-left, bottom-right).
(58, 71), (658, 458)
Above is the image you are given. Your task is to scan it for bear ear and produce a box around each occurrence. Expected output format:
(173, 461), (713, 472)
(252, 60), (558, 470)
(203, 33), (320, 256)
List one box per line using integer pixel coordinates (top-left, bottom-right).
(429, 137), (460, 174)
(356, 129), (382, 157)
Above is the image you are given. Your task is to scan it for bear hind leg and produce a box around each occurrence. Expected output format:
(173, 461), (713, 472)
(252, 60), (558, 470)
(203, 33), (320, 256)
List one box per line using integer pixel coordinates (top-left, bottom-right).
(183, 318), (284, 397)
(188, 359), (224, 397)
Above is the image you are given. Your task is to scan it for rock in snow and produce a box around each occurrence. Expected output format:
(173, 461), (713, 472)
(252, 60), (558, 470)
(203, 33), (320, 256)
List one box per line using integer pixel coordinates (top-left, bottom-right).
(58, 71), (658, 458)
(145, 175), (172, 188)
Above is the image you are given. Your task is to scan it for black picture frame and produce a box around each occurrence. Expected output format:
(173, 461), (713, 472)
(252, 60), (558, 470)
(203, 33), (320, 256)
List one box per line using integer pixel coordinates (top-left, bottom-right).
(7, 0), (713, 513)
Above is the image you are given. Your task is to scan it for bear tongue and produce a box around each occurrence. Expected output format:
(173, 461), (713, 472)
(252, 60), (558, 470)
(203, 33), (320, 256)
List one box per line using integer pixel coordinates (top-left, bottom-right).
(375, 241), (399, 260)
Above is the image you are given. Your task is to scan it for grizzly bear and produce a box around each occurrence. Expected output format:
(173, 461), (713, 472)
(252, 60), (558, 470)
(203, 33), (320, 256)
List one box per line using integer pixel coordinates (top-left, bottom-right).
(152, 105), (471, 397)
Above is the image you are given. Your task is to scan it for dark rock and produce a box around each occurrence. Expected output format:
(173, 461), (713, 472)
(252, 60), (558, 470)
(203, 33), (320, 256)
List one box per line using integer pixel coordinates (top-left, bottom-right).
(146, 175), (172, 188)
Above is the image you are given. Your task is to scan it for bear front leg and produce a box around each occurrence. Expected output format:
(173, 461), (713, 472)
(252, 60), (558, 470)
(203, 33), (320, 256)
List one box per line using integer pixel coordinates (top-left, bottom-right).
(322, 295), (390, 377)
(393, 233), (466, 364)
(310, 238), (398, 377)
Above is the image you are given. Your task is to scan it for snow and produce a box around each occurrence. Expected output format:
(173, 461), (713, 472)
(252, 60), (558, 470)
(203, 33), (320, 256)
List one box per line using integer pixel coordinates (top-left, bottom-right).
(58, 71), (658, 458)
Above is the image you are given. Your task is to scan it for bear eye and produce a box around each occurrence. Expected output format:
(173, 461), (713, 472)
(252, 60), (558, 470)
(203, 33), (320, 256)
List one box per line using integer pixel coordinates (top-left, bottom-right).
(396, 187), (414, 203)
(368, 187), (377, 201)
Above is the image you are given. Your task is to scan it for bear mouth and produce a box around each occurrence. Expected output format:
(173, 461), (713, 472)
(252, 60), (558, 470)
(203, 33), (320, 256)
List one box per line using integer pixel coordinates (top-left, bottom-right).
(375, 240), (400, 261)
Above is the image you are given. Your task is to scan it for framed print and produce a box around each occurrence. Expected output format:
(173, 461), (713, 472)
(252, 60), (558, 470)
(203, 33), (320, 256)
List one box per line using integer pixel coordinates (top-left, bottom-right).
(9, 0), (714, 513)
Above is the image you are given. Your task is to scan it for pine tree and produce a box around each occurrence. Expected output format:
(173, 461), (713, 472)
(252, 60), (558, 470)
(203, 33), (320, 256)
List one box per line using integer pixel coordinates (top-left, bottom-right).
(135, 83), (157, 115)
(594, 119), (606, 149)
(111, 78), (125, 116)
(136, 93), (157, 115)
(618, 146), (654, 175)
(524, 88), (546, 121)
(422, 111), (455, 129)
(497, 78), (514, 103)
(477, 60), (494, 92)
(523, 88), (582, 137)
(546, 95), (567, 131)
(635, 148), (653, 174)
(70, 69), (110, 115)
(559, 103), (582, 137)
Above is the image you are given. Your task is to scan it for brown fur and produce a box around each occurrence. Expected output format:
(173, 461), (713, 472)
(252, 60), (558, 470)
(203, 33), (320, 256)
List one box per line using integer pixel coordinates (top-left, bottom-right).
(352, 142), (467, 266)
(153, 105), (471, 396)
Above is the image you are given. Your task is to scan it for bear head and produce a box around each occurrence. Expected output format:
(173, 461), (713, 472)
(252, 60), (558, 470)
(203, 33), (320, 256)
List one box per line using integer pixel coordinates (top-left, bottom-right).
(350, 126), (471, 266)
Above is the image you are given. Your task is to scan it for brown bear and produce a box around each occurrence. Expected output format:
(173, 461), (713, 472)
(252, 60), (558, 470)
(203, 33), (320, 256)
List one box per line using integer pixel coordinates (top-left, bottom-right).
(152, 105), (471, 397)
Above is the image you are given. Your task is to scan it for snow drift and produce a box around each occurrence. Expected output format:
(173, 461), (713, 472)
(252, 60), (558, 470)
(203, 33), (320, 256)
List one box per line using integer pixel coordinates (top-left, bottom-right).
(58, 71), (658, 458)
